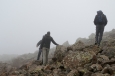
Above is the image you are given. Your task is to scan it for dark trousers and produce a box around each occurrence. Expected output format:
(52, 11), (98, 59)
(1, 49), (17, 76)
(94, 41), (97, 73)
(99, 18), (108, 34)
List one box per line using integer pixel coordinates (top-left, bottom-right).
(37, 49), (42, 60)
(95, 25), (105, 45)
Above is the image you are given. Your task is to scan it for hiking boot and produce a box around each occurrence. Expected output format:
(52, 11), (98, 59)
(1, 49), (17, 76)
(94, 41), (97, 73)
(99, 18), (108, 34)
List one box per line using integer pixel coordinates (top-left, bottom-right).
(98, 43), (100, 46)
(95, 43), (97, 45)
(97, 44), (100, 48)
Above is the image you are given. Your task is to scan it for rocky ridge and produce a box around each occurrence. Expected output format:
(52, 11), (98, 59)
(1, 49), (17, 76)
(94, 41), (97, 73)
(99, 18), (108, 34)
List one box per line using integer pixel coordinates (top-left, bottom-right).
(0, 39), (115, 76)
(0, 29), (115, 76)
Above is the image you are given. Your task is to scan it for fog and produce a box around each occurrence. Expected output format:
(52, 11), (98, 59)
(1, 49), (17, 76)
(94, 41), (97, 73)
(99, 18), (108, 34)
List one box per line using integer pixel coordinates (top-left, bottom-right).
(0, 0), (115, 55)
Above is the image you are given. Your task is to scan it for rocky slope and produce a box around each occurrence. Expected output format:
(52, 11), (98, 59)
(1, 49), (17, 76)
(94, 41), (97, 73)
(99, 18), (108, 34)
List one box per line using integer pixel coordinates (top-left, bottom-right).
(0, 29), (115, 76)
(3, 41), (70, 68)
(0, 54), (19, 63)
(0, 39), (115, 76)
(76, 29), (115, 45)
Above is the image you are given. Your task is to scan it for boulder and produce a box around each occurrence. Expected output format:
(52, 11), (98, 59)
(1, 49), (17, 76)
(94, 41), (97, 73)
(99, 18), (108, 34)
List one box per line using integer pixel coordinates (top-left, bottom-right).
(72, 41), (85, 51)
(83, 45), (100, 55)
(63, 50), (95, 69)
(102, 59), (115, 66)
(98, 55), (109, 61)
(91, 55), (97, 64)
(90, 64), (103, 72)
(53, 45), (67, 62)
(91, 73), (110, 76)
(77, 67), (91, 76)
(101, 67), (114, 75)
(102, 47), (115, 59)
(62, 41), (70, 47)
(67, 69), (79, 76)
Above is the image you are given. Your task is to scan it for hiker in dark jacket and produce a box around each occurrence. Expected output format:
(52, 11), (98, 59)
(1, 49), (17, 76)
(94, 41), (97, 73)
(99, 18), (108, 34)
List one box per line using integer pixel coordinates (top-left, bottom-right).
(40, 31), (59, 65)
(36, 40), (42, 60)
(94, 10), (108, 46)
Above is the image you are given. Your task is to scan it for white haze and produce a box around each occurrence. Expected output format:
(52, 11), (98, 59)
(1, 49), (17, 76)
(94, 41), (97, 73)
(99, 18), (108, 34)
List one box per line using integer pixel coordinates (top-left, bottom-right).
(0, 0), (115, 55)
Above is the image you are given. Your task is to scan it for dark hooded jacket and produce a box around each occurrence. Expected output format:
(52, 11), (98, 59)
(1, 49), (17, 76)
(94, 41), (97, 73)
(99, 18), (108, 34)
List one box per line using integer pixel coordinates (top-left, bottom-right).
(40, 34), (58, 49)
(36, 40), (42, 47)
(94, 12), (108, 26)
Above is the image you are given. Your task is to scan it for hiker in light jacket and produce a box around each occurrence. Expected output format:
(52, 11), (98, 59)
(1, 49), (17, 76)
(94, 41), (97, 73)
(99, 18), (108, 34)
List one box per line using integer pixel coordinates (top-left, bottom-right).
(36, 40), (42, 60)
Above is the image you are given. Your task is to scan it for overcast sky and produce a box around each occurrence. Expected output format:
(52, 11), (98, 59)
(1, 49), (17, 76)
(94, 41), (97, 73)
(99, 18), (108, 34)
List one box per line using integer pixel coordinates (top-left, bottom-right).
(0, 0), (115, 55)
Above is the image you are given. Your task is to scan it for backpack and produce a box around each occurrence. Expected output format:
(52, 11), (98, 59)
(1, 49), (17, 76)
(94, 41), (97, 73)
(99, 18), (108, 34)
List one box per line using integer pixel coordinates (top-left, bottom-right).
(97, 14), (103, 24)
(94, 12), (107, 25)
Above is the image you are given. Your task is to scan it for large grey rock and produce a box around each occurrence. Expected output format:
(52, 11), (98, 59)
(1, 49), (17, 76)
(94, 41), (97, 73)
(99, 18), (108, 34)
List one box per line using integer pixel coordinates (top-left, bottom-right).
(62, 41), (70, 47)
(72, 41), (85, 51)
(90, 64), (103, 72)
(102, 47), (115, 59)
(67, 69), (79, 76)
(62, 51), (95, 69)
(53, 45), (67, 62)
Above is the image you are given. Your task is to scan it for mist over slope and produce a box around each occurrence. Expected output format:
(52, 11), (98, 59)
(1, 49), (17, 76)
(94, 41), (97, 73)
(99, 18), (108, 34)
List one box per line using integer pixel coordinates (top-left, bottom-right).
(76, 29), (115, 45)
(0, 54), (19, 62)
(8, 41), (69, 67)
(0, 41), (70, 63)
(0, 29), (114, 64)
(0, 29), (115, 75)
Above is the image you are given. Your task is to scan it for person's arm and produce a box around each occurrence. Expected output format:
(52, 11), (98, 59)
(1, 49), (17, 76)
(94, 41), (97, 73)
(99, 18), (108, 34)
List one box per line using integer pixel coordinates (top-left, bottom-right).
(40, 35), (45, 49)
(104, 15), (108, 26)
(94, 15), (97, 25)
(36, 40), (42, 47)
(51, 37), (58, 45)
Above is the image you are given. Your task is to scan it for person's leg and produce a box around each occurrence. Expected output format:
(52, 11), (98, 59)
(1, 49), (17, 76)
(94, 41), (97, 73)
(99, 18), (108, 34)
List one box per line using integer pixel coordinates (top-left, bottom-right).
(37, 49), (42, 60)
(98, 25), (105, 45)
(42, 47), (47, 65)
(95, 25), (100, 44)
(46, 49), (49, 64)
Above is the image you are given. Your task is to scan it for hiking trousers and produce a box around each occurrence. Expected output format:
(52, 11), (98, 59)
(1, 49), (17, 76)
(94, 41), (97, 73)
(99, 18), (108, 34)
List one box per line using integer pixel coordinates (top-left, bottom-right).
(42, 47), (49, 65)
(95, 25), (105, 45)
(37, 49), (42, 60)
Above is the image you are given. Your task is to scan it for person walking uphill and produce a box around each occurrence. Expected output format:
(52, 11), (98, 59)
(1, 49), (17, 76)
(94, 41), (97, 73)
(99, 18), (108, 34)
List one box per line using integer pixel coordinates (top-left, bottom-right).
(36, 34), (47, 61)
(36, 40), (42, 60)
(94, 10), (108, 46)
(40, 31), (59, 65)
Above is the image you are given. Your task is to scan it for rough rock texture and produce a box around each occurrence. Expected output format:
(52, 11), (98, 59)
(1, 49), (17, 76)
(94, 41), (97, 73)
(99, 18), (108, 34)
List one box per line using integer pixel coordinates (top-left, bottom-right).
(1, 29), (115, 76)
(67, 69), (79, 76)
(0, 41), (115, 76)
(72, 41), (85, 51)
(62, 51), (95, 69)
(53, 45), (67, 62)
